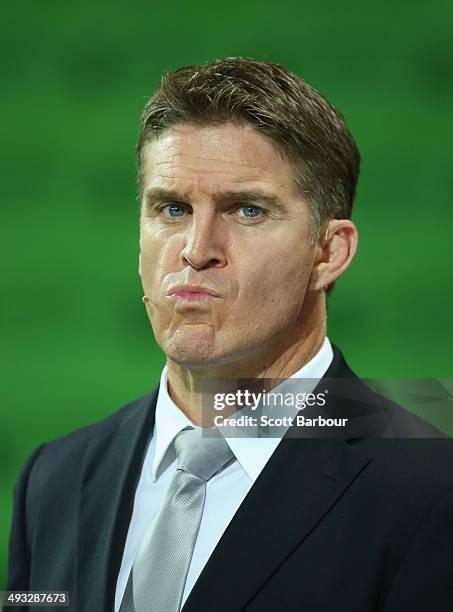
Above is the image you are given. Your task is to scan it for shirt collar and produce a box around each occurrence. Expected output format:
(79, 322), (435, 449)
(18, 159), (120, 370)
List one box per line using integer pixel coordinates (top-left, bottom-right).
(152, 337), (333, 483)
(151, 372), (198, 481)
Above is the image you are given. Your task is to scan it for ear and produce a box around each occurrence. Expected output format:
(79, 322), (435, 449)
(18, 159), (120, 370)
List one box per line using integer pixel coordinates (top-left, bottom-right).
(308, 219), (358, 291)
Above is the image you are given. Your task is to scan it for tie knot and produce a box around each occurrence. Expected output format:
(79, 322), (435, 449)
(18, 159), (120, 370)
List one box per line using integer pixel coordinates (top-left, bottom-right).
(174, 428), (234, 481)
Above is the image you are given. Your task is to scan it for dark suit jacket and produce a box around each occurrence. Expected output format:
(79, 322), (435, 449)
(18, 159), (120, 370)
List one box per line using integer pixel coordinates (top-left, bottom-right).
(6, 346), (453, 611)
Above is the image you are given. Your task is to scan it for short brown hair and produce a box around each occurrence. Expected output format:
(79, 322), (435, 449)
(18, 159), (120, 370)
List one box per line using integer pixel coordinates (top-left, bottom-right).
(137, 57), (361, 294)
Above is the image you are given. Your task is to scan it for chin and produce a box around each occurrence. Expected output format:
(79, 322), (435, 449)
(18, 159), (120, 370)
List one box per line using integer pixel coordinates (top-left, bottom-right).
(164, 326), (221, 366)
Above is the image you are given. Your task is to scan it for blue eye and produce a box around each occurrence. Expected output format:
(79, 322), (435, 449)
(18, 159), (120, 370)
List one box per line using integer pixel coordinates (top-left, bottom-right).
(238, 205), (262, 218)
(161, 203), (186, 218)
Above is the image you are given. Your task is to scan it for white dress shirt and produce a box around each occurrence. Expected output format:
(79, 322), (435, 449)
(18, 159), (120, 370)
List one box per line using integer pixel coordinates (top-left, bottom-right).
(114, 337), (333, 611)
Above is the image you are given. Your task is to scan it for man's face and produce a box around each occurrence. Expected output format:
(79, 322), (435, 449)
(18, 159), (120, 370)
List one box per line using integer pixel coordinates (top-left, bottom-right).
(139, 122), (319, 369)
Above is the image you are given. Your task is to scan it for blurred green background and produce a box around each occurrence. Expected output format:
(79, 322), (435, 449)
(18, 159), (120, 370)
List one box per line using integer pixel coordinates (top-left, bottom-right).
(2, 0), (452, 588)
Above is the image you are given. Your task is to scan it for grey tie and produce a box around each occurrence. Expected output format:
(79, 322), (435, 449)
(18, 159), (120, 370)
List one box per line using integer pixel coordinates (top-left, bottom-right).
(120, 427), (234, 612)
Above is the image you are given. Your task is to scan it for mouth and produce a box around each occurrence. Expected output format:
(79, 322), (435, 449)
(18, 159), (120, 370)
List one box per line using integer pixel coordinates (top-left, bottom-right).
(166, 284), (221, 303)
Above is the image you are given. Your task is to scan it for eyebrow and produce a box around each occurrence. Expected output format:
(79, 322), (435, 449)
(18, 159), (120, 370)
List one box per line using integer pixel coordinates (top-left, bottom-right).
(143, 187), (288, 213)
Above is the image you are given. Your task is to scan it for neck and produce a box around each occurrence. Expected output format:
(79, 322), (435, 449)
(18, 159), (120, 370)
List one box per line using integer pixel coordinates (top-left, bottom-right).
(166, 291), (326, 426)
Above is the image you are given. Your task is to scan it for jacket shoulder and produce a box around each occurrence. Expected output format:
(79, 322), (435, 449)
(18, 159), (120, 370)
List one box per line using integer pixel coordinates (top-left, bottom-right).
(27, 387), (158, 476)
(50, 387), (157, 442)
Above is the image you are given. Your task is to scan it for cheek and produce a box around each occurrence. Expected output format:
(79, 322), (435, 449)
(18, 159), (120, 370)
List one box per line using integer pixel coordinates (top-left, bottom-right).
(139, 233), (182, 286)
(232, 254), (312, 329)
(238, 248), (312, 299)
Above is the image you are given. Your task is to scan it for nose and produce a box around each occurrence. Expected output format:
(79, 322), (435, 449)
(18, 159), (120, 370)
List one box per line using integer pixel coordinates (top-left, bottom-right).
(180, 210), (227, 270)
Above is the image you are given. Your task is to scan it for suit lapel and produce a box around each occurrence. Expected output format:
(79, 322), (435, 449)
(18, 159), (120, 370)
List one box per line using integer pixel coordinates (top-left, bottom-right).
(74, 344), (376, 611)
(183, 436), (372, 611)
(184, 346), (376, 611)
(75, 389), (158, 612)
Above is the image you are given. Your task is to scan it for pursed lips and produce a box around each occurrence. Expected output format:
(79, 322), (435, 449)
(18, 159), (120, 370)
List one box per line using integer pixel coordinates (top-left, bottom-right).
(166, 284), (221, 302)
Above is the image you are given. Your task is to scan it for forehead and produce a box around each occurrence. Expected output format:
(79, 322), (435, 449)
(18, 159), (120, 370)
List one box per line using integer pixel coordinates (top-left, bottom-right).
(140, 122), (298, 196)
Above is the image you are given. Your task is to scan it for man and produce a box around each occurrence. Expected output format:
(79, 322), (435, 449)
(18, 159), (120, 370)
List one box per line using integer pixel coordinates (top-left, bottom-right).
(6, 58), (453, 611)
